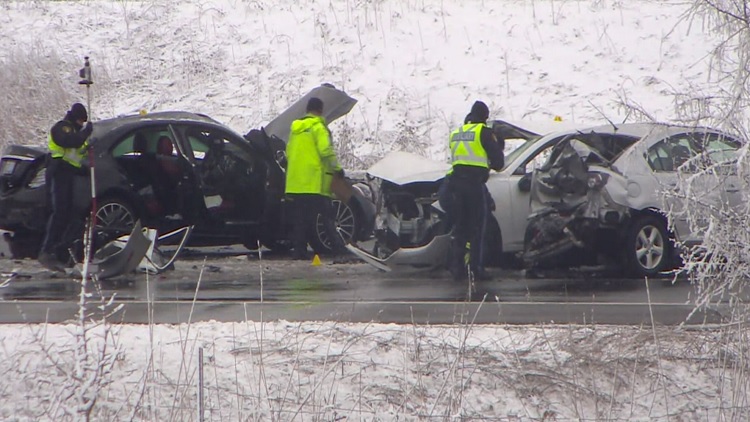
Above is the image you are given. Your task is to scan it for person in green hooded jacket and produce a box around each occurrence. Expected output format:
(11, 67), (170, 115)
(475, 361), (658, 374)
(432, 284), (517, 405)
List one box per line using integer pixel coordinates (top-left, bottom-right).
(285, 97), (346, 259)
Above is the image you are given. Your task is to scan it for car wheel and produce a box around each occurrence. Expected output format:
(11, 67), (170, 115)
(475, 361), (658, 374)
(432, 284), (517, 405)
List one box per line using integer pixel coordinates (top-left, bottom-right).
(624, 215), (672, 277)
(95, 198), (137, 239)
(311, 199), (357, 253)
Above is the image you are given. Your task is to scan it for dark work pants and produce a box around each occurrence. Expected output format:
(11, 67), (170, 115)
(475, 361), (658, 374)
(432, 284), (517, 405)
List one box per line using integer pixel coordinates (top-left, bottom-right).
(288, 193), (344, 256)
(446, 178), (488, 277)
(40, 159), (76, 256)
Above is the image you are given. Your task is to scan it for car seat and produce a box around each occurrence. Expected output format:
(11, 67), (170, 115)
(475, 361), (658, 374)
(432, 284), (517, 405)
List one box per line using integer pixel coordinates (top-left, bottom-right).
(148, 136), (183, 216)
(156, 136), (181, 178)
(671, 144), (692, 169)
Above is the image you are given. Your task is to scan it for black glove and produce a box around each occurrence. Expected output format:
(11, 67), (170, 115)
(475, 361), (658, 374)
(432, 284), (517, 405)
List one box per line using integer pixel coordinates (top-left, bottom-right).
(497, 137), (505, 151)
(81, 122), (93, 138)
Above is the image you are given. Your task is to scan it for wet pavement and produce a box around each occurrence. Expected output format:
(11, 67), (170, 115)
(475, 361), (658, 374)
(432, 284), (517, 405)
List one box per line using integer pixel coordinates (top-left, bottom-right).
(0, 246), (730, 325)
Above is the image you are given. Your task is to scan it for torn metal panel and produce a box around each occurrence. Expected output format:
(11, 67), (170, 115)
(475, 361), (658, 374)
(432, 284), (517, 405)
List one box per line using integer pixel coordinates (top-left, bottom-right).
(93, 223), (194, 279)
(93, 220), (152, 280)
(141, 225), (194, 273)
(347, 234), (451, 272)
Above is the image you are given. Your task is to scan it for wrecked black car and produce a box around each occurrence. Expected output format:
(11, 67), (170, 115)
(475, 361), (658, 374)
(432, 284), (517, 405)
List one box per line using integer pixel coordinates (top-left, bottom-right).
(0, 85), (375, 260)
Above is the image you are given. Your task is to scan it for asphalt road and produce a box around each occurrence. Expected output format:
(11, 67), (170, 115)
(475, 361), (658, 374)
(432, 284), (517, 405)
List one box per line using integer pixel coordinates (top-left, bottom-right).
(0, 247), (730, 325)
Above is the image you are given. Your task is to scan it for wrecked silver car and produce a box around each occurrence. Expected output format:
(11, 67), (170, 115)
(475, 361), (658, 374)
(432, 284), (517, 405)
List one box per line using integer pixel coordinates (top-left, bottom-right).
(524, 123), (743, 276)
(347, 119), (582, 271)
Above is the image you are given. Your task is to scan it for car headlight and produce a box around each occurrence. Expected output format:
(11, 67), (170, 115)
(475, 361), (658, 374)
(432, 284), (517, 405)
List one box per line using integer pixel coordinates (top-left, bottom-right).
(27, 167), (46, 189)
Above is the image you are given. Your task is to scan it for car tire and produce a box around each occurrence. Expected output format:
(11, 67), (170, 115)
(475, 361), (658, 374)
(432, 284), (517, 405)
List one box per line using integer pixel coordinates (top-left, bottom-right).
(95, 197), (137, 239)
(310, 199), (357, 254)
(624, 215), (672, 277)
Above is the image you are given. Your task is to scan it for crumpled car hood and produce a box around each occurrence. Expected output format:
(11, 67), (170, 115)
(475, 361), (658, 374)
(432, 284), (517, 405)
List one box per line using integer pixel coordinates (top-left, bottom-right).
(263, 84), (358, 143)
(367, 151), (450, 185)
(366, 120), (579, 186)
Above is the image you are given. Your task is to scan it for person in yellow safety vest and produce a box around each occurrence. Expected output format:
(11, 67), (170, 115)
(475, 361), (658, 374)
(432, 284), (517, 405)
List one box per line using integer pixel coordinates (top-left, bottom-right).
(37, 103), (93, 272)
(285, 97), (347, 260)
(440, 100), (504, 282)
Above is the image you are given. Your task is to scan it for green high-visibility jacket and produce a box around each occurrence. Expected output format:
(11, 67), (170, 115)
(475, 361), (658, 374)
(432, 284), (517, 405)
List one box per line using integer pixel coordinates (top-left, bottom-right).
(449, 123), (489, 169)
(285, 114), (342, 195)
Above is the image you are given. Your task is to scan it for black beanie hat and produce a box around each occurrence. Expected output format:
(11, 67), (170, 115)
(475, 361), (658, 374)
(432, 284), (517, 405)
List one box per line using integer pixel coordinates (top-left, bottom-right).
(70, 103), (88, 122)
(470, 101), (489, 121)
(306, 97), (324, 114)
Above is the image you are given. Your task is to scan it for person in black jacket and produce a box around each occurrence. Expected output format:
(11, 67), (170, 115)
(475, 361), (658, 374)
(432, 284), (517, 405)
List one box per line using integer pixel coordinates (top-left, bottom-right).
(38, 103), (93, 272)
(441, 101), (504, 281)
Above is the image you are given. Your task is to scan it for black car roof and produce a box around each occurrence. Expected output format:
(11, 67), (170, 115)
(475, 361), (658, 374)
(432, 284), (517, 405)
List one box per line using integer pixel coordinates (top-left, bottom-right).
(94, 111), (224, 132)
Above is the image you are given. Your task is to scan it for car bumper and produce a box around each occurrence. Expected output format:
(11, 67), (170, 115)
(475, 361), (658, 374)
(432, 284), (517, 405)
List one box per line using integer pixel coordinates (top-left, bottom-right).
(0, 188), (48, 232)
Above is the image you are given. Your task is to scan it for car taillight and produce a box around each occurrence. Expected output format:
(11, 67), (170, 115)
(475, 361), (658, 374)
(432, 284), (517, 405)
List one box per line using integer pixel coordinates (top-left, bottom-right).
(0, 159), (17, 176)
(27, 167), (46, 189)
(587, 173), (609, 189)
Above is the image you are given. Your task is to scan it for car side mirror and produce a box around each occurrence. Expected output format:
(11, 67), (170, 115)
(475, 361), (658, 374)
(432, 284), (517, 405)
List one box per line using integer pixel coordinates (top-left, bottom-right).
(518, 172), (532, 192)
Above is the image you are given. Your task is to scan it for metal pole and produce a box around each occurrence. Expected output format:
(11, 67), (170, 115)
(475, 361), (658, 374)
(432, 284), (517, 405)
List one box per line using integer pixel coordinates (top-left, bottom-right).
(198, 347), (205, 422)
(78, 57), (96, 266)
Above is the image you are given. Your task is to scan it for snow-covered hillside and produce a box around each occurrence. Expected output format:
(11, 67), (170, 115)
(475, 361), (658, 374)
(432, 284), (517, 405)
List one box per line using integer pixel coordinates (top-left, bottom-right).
(1, 0), (724, 164)
(2, 1), (747, 420)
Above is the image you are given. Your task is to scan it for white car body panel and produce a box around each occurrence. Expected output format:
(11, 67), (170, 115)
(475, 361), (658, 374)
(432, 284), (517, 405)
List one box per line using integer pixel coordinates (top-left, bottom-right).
(367, 151), (450, 185)
(606, 124), (741, 243)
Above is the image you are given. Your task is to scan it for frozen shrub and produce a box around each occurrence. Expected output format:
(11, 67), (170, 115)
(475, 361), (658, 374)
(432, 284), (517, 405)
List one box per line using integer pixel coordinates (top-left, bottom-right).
(0, 47), (77, 149)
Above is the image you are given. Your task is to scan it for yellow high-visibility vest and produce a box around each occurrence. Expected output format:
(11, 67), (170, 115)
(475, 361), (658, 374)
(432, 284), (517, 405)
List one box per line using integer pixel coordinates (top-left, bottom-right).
(48, 133), (88, 168)
(449, 123), (489, 169)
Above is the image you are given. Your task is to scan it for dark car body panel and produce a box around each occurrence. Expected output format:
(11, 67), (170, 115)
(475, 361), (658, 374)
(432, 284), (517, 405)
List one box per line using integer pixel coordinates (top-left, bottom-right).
(0, 103), (374, 255)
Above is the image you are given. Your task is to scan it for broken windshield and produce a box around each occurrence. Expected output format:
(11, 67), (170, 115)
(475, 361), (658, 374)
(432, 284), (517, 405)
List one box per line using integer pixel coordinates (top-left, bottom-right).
(541, 132), (639, 171)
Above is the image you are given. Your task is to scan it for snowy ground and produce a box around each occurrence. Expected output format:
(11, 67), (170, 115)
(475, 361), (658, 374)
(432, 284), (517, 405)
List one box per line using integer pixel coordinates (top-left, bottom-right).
(1, 0), (748, 420)
(1, 319), (747, 421)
